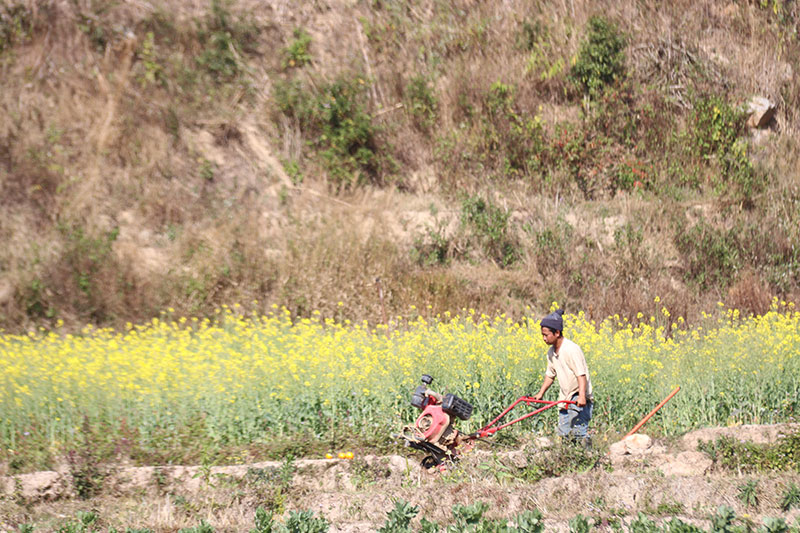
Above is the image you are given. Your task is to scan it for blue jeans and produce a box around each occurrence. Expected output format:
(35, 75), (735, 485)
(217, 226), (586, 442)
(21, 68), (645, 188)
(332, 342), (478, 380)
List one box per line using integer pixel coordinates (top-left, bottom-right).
(557, 394), (593, 439)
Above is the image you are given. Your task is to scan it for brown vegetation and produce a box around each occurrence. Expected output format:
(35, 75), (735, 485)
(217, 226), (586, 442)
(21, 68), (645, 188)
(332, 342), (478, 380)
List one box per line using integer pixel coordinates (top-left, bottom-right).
(1, 0), (799, 332)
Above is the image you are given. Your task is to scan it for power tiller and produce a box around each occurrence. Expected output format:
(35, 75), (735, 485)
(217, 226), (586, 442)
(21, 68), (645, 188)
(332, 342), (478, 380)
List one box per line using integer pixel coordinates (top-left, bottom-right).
(396, 374), (575, 469)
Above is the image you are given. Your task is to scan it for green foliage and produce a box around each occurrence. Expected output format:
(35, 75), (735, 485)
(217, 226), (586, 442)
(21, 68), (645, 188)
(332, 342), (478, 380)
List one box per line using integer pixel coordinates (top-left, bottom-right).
(530, 217), (573, 276)
(690, 95), (747, 160)
(516, 18), (546, 52)
(405, 74), (439, 131)
(674, 221), (740, 290)
(378, 499), (420, 533)
(137, 31), (164, 87)
(251, 507), (276, 533)
(282, 511), (329, 533)
(689, 95), (760, 204)
(0, 4), (32, 54)
(737, 479), (759, 508)
(482, 81), (548, 178)
(282, 28), (312, 69)
(664, 518), (704, 533)
(178, 520), (215, 533)
(195, 0), (259, 81)
(759, 517), (789, 533)
(570, 16), (627, 95)
(709, 505), (746, 533)
(274, 76), (382, 188)
(460, 195), (518, 267)
(698, 429), (800, 473)
(629, 513), (660, 533)
(245, 455), (296, 514)
(520, 440), (602, 482)
(568, 514), (591, 533)
(781, 483), (800, 511)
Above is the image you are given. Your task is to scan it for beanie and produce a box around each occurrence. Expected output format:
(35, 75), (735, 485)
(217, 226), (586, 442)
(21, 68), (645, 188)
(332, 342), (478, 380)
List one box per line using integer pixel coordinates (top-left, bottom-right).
(540, 308), (564, 332)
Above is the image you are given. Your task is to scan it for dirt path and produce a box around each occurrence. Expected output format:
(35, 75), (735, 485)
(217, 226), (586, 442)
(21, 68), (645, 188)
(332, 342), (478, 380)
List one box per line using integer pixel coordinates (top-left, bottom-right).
(1, 424), (799, 532)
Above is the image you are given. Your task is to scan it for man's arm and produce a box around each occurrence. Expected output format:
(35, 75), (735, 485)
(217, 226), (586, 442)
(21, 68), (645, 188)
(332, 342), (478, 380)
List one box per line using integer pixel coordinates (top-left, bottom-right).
(533, 375), (554, 401)
(576, 374), (587, 406)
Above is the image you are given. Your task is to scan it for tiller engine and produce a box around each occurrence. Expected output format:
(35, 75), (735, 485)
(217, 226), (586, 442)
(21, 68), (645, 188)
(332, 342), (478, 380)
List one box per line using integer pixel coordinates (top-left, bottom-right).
(397, 374), (474, 469)
(397, 374), (575, 469)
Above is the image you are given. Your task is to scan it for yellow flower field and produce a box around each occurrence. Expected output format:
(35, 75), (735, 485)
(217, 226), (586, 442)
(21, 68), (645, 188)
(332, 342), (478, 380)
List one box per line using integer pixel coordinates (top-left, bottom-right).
(1, 300), (799, 463)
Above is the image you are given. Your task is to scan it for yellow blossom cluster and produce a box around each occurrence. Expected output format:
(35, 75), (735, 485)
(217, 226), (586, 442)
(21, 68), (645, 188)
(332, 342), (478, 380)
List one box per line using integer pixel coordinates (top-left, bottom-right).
(1, 300), (798, 451)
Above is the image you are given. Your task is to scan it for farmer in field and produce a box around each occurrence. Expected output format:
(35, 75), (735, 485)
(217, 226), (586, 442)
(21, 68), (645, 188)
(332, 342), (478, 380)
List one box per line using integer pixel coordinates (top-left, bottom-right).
(531, 308), (594, 448)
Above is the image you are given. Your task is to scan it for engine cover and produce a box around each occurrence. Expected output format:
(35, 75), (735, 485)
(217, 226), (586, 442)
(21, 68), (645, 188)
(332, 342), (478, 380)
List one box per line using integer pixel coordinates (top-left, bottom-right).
(415, 404), (451, 443)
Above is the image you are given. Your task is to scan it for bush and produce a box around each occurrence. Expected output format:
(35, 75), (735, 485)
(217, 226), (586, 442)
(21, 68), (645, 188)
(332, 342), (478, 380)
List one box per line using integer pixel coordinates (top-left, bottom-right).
(405, 74), (438, 132)
(195, 0), (259, 81)
(0, 3), (32, 54)
(570, 16), (627, 95)
(274, 76), (383, 188)
(282, 28), (312, 69)
(460, 195), (518, 267)
(674, 220), (740, 290)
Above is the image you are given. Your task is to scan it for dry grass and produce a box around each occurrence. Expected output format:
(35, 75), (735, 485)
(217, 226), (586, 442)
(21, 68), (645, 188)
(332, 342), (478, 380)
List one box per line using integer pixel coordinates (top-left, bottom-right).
(0, 0), (798, 332)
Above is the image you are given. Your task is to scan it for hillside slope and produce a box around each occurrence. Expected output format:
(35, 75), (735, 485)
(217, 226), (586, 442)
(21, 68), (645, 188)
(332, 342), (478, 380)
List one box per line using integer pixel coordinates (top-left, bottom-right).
(1, 0), (799, 331)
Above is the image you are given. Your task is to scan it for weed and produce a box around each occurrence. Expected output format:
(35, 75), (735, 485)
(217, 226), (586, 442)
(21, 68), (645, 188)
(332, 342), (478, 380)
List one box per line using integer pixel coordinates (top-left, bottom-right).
(0, 4), (32, 54)
(674, 221), (740, 291)
(282, 28), (312, 69)
(405, 74), (438, 132)
(629, 512), (661, 533)
(137, 32), (164, 87)
(531, 217), (573, 276)
(67, 416), (105, 499)
(283, 511), (329, 533)
(378, 499), (419, 533)
(251, 507), (275, 533)
(460, 195), (518, 267)
(195, 0), (259, 82)
(521, 440), (603, 482)
(245, 456), (296, 513)
(781, 483), (800, 512)
(663, 517), (704, 533)
(737, 479), (759, 508)
(570, 16), (627, 96)
(178, 520), (215, 533)
(760, 518), (790, 533)
(77, 13), (108, 53)
(568, 514), (591, 533)
(698, 428), (800, 473)
(274, 76), (383, 188)
(516, 18), (546, 52)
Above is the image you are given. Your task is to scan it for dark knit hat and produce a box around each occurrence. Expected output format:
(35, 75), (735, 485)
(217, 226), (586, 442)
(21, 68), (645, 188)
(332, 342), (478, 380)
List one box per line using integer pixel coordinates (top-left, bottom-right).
(540, 309), (564, 332)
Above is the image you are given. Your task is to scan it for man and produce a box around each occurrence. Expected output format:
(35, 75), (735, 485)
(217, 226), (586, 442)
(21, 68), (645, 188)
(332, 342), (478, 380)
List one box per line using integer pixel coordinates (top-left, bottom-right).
(531, 308), (593, 447)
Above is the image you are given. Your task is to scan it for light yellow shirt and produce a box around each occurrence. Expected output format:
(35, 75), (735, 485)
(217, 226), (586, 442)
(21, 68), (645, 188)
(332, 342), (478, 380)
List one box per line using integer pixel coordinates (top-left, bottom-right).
(545, 338), (593, 402)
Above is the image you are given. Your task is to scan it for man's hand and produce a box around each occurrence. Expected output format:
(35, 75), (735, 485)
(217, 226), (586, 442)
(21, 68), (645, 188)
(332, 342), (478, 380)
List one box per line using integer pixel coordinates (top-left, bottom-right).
(532, 393), (542, 401)
(576, 395), (587, 407)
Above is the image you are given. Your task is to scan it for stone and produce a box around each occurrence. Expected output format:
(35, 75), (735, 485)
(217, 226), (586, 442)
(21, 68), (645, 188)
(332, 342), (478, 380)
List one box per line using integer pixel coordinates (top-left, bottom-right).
(0, 278), (13, 306)
(747, 96), (776, 129)
(624, 434), (653, 454)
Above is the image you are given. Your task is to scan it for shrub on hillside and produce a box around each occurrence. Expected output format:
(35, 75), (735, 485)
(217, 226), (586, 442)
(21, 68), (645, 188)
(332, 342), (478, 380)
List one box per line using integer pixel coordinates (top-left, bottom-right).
(460, 195), (518, 267)
(570, 16), (627, 95)
(274, 76), (384, 188)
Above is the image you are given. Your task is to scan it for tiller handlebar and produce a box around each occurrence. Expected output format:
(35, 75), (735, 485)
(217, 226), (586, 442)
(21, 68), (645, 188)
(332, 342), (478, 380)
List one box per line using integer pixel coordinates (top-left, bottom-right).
(471, 396), (575, 438)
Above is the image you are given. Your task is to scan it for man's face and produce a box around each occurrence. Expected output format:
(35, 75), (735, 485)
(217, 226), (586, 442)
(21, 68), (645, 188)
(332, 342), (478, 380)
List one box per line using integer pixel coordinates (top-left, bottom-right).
(541, 327), (559, 346)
